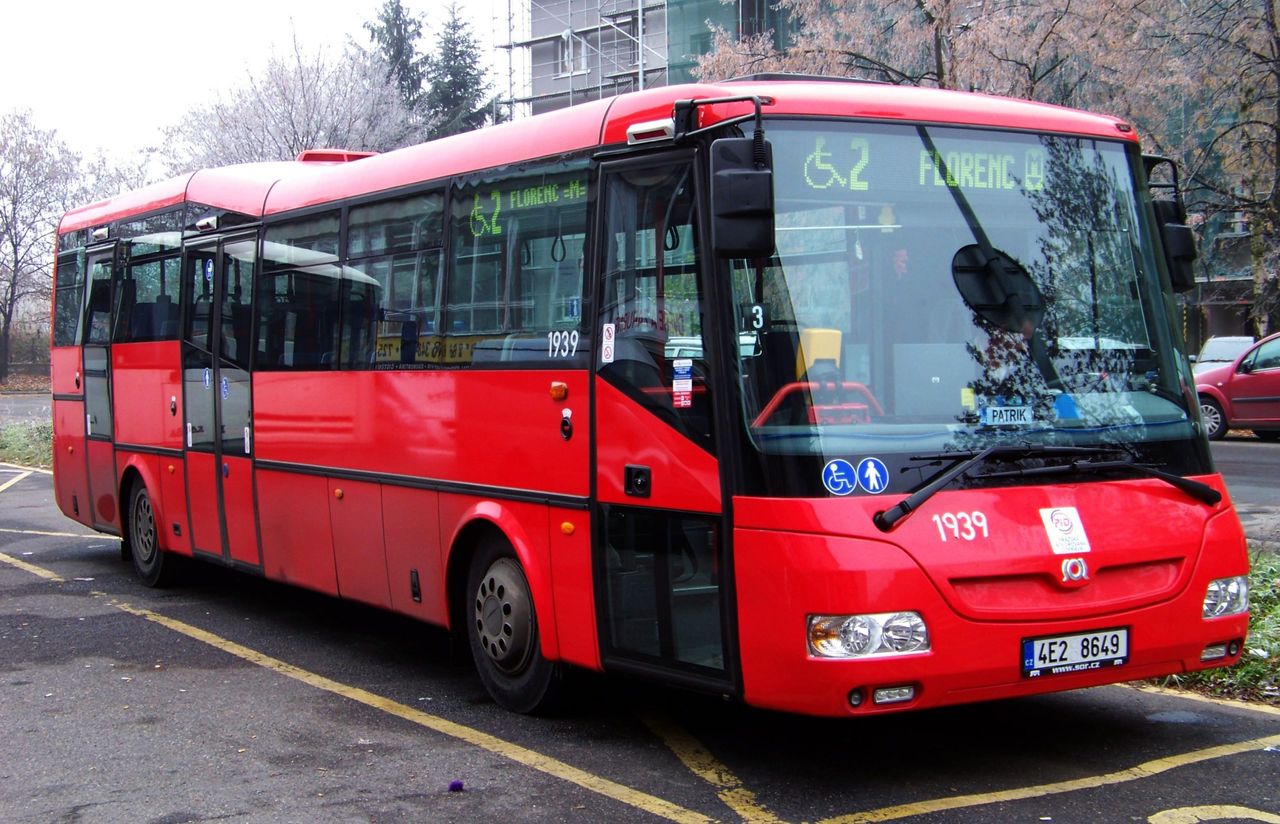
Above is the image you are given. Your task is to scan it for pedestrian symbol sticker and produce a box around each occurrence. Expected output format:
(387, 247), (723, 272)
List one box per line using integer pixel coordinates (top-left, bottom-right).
(821, 459), (858, 496)
(857, 457), (889, 494)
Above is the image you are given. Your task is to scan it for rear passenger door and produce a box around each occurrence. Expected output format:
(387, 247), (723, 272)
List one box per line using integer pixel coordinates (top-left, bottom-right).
(182, 233), (260, 568)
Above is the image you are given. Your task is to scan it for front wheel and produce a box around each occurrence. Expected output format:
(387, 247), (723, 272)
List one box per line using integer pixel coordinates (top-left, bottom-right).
(1199, 396), (1227, 441)
(127, 480), (176, 587)
(466, 539), (564, 714)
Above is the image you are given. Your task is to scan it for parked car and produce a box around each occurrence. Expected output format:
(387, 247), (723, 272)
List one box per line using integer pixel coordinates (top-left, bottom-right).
(1192, 335), (1255, 375)
(1195, 331), (1280, 440)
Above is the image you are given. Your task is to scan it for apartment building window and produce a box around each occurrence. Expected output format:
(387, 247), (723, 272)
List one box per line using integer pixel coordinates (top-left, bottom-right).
(557, 30), (586, 75)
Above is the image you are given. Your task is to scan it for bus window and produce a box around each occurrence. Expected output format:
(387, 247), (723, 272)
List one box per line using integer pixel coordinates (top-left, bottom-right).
(257, 214), (342, 370)
(598, 160), (713, 447)
(346, 192), (444, 368)
(53, 249), (85, 347)
(448, 159), (589, 366)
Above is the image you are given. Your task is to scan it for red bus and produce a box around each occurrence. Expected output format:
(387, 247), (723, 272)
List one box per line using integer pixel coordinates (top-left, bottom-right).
(50, 77), (1250, 716)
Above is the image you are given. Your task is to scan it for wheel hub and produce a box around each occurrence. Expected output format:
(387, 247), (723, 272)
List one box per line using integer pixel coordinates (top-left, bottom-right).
(473, 558), (534, 675)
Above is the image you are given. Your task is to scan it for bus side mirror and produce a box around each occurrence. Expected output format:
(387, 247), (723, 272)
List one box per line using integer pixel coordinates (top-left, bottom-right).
(1154, 199), (1197, 293)
(710, 137), (775, 258)
(1143, 155), (1197, 293)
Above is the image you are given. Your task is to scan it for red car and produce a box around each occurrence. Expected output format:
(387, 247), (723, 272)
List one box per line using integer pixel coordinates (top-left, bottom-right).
(1196, 330), (1280, 440)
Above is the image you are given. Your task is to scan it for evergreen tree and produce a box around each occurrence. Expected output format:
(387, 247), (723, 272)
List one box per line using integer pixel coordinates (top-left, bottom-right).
(421, 3), (491, 139)
(364, 0), (428, 112)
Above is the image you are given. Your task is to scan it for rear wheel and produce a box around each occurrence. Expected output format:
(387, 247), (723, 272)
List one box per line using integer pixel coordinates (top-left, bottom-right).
(128, 480), (176, 587)
(1199, 396), (1227, 441)
(466, 538), (564, 714)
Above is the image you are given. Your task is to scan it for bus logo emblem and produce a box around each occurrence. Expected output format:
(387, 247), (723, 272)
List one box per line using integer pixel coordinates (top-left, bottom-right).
(1061, 557), (1090, 585)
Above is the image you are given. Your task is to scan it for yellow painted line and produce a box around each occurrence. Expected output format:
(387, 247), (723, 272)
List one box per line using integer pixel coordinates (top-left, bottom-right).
(0, 527), (109, 539)
(0, 470), (32, 494)
(819, 732), (1280, 824)
(1126, 682), (1280, 718)
(0, 551), (711, 824)
(0, 551), (66, 583)
(1149, 805), (1280, 823)
(642, 711), (785, 824)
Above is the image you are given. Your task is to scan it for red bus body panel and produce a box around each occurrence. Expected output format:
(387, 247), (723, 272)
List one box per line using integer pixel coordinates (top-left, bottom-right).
(733, 476), (1249, 716)
(111, 342), (183, 449)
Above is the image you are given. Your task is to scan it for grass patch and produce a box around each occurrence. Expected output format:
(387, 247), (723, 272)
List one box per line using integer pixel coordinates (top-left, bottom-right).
(1156, 548), (1280, 704)
(0, 420), (53, 468)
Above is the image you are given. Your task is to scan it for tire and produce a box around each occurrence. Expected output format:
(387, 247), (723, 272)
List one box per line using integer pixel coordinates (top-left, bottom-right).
(1256, 430), (1280, 442)
(466, 538), (565, 714)
(1199, 396), (1227, 441)
(127, 480), (176, 587)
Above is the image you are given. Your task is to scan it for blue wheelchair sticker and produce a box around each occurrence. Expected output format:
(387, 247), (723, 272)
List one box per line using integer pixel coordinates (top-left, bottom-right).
(821, 459), (858, 496)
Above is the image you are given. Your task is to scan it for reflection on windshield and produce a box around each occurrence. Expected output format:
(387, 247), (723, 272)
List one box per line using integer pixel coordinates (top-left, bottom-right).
(731, 121), (1191, 464)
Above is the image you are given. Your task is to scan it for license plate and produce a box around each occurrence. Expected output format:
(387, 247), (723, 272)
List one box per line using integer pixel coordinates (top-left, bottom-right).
(1021, 627), (1129, 678)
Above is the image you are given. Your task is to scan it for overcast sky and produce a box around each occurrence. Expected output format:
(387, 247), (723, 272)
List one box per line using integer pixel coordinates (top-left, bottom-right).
(0, 0), (512, 162)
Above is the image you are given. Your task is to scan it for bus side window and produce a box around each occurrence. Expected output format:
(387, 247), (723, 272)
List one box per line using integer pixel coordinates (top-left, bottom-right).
(83, 263), (114, 345)
(53, 249), (86, 347)
(448, 160), (589, 367)
(598, 160), (713, 448)
(345, 192), (443, 369)
(258, 214), (341, 371)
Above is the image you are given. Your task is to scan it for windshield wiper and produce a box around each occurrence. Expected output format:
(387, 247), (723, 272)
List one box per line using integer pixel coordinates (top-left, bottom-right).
(973, 457), (1221, 506)
(872, 444), (1219, 532)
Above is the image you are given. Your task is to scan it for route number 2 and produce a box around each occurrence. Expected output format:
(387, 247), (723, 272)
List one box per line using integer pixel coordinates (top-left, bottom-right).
(932, 511), (989, 542)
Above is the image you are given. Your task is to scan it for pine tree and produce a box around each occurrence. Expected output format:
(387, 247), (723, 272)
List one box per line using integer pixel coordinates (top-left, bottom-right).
(421, 3), (491, 139)
(364, 0), (428, 112)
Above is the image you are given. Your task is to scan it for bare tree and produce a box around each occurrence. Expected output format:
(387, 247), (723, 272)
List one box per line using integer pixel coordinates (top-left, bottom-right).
(696, 0), (1162, 106)
(0, 111), (86, 384)
(160, 36), (422, 173)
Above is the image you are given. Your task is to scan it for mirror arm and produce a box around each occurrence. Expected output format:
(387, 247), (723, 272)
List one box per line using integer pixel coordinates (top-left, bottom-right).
(672, 95), (776, 145)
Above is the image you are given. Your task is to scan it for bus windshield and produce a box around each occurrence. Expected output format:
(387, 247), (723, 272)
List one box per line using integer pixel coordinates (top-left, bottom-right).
(731, 120), (1194, 473)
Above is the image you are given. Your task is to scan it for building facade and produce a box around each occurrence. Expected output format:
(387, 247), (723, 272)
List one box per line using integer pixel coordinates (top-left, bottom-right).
(503, 0), (791, 115)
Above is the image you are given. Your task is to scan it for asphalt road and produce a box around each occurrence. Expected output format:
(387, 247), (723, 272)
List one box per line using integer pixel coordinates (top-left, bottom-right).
(3, 467), (1280, 824)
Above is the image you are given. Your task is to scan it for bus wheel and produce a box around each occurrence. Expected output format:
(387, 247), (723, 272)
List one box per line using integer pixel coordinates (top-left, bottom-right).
(466, 540), (564, 714)
(128, 480), (175, 587)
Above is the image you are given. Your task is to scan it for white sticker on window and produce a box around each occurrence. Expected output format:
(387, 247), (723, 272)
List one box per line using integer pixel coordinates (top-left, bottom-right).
(1039, 507), (1091, 555)
(601, 323), (615, 365)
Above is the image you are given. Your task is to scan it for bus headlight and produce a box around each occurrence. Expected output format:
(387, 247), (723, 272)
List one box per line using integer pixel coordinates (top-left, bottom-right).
(808, 612), (930, 658)
(1203, 577), (1249, 618)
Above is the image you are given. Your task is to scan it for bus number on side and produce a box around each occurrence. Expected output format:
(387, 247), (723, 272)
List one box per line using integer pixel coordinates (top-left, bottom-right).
(548, 330), (580, 358)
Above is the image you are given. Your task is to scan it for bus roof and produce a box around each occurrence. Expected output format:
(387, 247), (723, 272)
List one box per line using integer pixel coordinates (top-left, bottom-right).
(60, 78), (1137, 233)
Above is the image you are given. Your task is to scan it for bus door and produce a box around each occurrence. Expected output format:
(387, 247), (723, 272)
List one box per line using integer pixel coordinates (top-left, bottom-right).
(592, 155), (734, 689)
(82, 245), (119, 530)
(182, 233), (260, 569)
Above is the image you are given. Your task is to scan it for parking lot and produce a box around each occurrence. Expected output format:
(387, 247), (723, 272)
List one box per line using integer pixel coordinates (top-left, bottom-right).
(3, 463), (1280, 823)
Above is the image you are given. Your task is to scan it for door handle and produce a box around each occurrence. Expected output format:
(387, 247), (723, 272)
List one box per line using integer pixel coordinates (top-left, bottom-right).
(170, 396), (177, 416)
(222, 463), (230, 478)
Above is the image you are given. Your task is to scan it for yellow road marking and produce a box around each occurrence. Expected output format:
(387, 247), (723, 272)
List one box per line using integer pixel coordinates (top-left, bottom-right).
(0, 527), (109, 539)
(0, 551), (66, 582)
(819, 733), (1280, 823)
(641, 711), (785, 824)
(0, 551), (711, 824)
(0, 470), (32, 494)
(1149, 805), (1280, 823)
